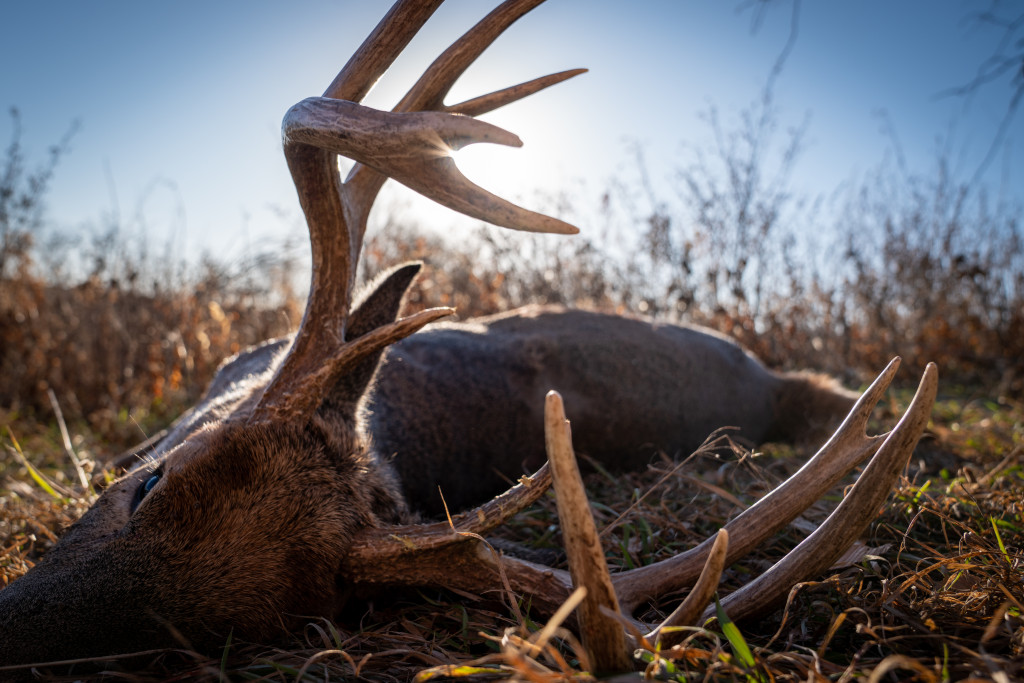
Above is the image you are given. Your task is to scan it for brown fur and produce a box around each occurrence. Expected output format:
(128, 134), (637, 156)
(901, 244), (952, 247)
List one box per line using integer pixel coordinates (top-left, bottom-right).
(367, 306), (856, 515)
(766, 371), (860, 446)
(0, 419), (406, 664)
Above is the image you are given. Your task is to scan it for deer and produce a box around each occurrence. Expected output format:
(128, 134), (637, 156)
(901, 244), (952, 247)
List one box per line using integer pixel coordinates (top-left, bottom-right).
(0, 0), (937, 676)
(110, 302), (864, 518)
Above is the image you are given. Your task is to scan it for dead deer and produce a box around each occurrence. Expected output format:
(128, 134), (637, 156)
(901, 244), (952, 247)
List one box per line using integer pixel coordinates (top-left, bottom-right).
(0, 0), (937, 675)
(117, 303), (864, 518)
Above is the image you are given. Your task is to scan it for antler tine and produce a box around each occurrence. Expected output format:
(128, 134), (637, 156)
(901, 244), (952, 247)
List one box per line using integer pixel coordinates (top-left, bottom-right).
(395, 0), (551, 113)
(253, 0), (584, 422)
(545, 391), (632, 673)
(447, 68), (588, 118)
(323, 0), (444, 102)
(343, 0), (584, 234)
(708, 363), (938, 623)
(342, 463), (576, 620)
(284, 98), (579, 239)
(646, 529), (729, 648)
(345, 461), (551, 565)
(341, 455), (577, 616)
(612, 357), (903, 613)
(254, 307), (456, 423)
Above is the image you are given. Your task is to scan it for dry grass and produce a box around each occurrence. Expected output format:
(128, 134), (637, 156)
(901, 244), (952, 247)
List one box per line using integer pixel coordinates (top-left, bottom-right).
(2, 381), (1022, 681)
(0, 245), (304, 459)
(2, 211), (1023, 680)
(2, 104), (1023, 680)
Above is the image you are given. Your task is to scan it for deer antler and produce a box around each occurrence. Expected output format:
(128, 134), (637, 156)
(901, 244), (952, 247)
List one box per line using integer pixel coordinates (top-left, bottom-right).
(251, 0), (584, 423)
(342, 360), (938, 669)
(611, 355), (906, 611)
(224, 0), (941, 667)
(545, 390), (631, 671)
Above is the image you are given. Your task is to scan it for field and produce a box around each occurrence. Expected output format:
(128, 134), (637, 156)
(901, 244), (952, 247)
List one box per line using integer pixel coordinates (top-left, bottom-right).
(1, 106), (1023, 680)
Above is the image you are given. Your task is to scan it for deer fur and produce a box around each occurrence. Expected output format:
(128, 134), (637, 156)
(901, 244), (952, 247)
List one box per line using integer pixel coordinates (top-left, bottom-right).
(0, 266), (418, 667)
(367, 300), (858, 515)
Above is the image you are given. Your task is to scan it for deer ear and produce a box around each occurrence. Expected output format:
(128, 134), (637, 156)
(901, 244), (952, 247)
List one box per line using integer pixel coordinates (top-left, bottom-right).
(347, 262), (422, 339)
(320, 262), (423, 411)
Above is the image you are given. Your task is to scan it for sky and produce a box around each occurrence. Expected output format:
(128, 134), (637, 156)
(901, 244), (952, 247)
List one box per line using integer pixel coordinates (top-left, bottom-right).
(2, 1), (1020, 263)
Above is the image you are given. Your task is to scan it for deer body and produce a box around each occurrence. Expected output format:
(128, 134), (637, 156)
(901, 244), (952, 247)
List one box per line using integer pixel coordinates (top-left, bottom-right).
(368, 304), (856, 515)
(114, 299), (857, 519)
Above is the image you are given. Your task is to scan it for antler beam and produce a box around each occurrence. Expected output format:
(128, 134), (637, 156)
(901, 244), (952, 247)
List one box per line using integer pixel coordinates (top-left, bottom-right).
(250, 0), (584, 424)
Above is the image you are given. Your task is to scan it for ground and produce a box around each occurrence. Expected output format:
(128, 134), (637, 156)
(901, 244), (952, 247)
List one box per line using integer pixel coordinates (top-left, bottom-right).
(1, 378), (1022, 682)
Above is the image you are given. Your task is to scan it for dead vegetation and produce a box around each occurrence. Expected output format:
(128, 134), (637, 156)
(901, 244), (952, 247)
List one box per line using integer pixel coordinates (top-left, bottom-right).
(1, 104), (1023, 680)
(2, 396), (1022, 681)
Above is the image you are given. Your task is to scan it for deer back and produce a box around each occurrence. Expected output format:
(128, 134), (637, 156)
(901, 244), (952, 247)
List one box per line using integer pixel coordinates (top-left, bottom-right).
(366, 305), (857, 515)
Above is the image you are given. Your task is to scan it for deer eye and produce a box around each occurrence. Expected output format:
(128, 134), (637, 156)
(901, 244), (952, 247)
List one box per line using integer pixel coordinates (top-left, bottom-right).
(131, 470), (162, 512)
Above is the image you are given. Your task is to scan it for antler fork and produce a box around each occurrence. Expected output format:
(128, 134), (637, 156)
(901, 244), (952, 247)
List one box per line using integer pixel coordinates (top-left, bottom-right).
(251, 0), (584, 424)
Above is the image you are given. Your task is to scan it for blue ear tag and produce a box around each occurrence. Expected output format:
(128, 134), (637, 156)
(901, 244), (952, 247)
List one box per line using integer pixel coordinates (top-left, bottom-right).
(131, 470), (163, 513)
(143, 474), (161, 494)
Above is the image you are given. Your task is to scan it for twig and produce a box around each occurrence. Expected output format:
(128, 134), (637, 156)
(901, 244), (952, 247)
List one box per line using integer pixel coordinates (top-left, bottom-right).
(47, 388), (90, 491)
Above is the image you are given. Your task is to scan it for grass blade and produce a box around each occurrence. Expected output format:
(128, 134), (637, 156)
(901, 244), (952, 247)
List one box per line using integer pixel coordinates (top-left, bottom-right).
(715, 595), (761, 681)
(5, 426), (65, 500)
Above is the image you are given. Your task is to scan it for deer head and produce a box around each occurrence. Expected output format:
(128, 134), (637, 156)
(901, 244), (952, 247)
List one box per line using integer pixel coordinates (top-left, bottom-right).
(0, 0), (938, 675)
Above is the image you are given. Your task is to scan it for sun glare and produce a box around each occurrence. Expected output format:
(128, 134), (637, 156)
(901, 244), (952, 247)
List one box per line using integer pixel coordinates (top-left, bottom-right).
(450, 108), (573, 201)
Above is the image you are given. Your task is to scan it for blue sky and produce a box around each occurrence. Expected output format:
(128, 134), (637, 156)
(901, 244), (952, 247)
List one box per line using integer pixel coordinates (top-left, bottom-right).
(2, 1), (1019, 260)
